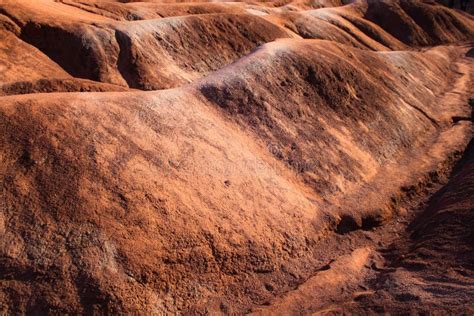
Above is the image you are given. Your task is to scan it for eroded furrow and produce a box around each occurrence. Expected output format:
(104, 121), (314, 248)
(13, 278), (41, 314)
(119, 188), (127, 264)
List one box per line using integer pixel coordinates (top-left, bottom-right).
(0, 0), (473, 314)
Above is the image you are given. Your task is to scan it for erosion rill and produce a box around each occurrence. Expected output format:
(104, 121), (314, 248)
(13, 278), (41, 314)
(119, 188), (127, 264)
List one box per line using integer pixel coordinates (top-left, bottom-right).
(0, 0), (473, 314)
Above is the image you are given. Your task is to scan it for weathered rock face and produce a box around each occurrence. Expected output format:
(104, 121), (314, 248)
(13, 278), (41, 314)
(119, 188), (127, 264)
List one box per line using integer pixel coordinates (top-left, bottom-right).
(0, 0), (473, 314)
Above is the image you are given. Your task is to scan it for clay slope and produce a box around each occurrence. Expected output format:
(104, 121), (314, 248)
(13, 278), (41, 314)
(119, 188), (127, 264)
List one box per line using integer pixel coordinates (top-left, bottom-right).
(112, 14), (291, 89)
(270, 0), (474, 49)
(347, 139), (474, 314)
(0, 0), (473, 314)
(1, 0), (292, 89)
(265, 5), (408, 50)
(1, 38), (472, 313)
(198, 40), (471, 224)
(0, 27), (127, 96)
(363, 0), (474, 46)
(57, 0), (248, 20)
(1, 0), (473, 92)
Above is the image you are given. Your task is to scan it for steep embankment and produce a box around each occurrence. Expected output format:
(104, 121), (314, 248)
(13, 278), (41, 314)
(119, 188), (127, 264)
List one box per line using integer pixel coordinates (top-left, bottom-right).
(0, 0), (473, 314)
(198, 40), (471, 226)
(251, 47), (473, 314)
(363, 0), (474, 46)
(1, 0), (292, 89)
(112, 14), (291, 89)
(0, 28), (127, 96)
(57, 0), (248, 20)
(2, 0), (473, 93)
(352, 139), (474, 314)
(265, 5), (407, 50)
(1, 39), (472, 313)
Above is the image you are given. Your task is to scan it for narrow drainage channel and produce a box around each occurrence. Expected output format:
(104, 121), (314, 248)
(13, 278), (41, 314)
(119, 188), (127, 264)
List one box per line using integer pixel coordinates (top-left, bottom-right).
(254, 133), (473, 314)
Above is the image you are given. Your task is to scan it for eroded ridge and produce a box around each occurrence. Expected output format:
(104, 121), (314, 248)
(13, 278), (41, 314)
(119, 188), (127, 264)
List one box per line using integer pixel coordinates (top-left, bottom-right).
(0, 0), (473, 314)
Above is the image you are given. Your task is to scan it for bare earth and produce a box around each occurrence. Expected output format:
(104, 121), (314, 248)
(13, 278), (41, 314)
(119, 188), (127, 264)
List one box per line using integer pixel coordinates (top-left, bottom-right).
(0, 0), (473, 314)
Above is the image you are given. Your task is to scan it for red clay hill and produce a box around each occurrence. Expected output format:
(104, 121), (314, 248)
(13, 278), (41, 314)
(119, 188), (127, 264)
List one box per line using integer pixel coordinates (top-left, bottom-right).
(0, 0), (473, 314)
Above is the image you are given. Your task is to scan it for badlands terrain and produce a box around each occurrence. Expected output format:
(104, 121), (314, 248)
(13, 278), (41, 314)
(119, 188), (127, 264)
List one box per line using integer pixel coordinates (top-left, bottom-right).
(0, 0), (473, 314)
